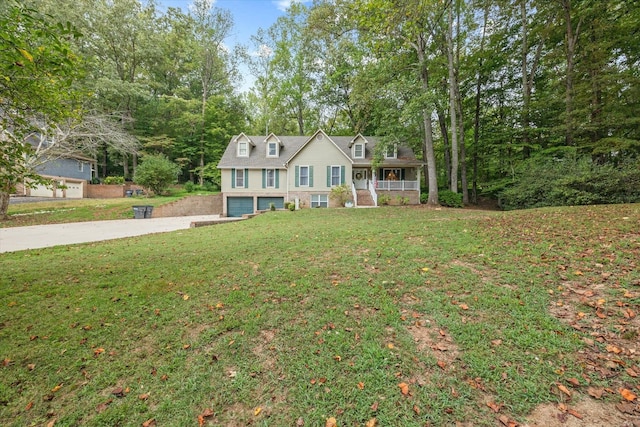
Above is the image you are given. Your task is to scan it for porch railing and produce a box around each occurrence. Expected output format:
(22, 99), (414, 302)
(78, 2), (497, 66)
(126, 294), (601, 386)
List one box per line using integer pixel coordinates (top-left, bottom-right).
(368, 179), (378, 206)
(377, 180), (419, 191)
(351, 182), (358, 206)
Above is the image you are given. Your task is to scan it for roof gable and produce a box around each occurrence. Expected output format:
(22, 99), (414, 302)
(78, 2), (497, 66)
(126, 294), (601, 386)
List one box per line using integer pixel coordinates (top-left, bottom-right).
(286, 129), (352, 165)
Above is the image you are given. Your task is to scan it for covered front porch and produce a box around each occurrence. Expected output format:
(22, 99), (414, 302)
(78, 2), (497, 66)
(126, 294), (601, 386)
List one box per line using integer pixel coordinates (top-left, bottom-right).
(350, 166), (421, 206)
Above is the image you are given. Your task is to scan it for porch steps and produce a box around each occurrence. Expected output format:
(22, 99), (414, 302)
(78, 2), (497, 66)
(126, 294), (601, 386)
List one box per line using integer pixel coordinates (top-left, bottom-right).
(356, 190), (375, 207)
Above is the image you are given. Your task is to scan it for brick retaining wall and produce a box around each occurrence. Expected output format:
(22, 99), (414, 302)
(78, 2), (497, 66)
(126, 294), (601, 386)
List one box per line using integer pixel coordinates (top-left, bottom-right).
(153, 194), (223, 217)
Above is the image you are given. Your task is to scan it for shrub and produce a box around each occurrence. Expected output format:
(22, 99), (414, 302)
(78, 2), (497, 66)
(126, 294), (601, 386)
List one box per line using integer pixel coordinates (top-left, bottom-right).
(378, 194), (391, 205)
(133, 154), (181, 196)
(438, 190), (463, 208)
(184, 181), (195, 193)
(420, 193), (429, 204)
(103, 176), (125, 185)
(329, 184), (351, 207)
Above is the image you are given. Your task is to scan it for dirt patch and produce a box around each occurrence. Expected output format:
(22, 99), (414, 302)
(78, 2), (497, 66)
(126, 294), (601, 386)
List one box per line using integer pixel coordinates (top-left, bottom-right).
(524, 399), (639, 427)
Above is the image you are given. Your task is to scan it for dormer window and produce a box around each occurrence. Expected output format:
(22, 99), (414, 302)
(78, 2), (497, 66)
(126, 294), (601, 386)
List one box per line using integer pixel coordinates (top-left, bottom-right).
(238, 141), (248, 157)
(267, 141), (278, 157)
(385, 145), (397, 159)
(354, 143), (364, 159)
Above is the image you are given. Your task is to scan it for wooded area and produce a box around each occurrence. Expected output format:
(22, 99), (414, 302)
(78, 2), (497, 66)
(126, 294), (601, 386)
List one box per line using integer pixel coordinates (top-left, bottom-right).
(2, 0), (639, 210)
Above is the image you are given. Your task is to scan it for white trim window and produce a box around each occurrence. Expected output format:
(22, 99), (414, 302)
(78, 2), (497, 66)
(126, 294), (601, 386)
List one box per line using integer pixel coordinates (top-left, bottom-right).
(266, 169), (275, 188)
(353, 143), (364, 159)
(238, 141), (248, 157)
(311, 194), (328, 208)
(331, 166), (341, 186)
(77, 161), (84, 172)
(267, 141), (278, 157)
(299, 165), (309, 186)
(235, 169), (245, 188)
(384, 145), (397, 159)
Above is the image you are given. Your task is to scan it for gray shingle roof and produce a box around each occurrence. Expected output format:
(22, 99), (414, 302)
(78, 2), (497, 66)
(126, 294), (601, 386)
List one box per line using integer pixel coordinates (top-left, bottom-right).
(217, 132), (423, 169)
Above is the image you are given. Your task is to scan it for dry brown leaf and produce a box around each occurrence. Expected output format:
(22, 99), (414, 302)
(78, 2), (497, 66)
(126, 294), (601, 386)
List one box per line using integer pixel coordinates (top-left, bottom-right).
(51, 384), (62, 393)
(25, 401), (33, 411)
(139, 393), (150, 400)
(606, 344), (623, 354)
(626, 368), (638, 378)
(142, 419), (156, 427)
(619, 388), (637, 402)
(498, 414), (519, 427)
(254, 407), (262, 416)
(487, 401), (502, 413)
(557, 383), (572, 397)
(370, 401), (379, 411)
(398, 382), (410, 396)
(46, 420), (56, 427)
(357, 382), (365, 390)
(459, 303), (469, 310)
(588, 387), (604, 399)
(325, 416), (337, 427)
(491, 339), (502, 346)
(296, 417), (304, 426)
(567, 378), (580, 387)
(96, 399), (113, 413)
(567, 409), (583, 419)
(437, 360), (446, 370)
(365, 418), (377, 427)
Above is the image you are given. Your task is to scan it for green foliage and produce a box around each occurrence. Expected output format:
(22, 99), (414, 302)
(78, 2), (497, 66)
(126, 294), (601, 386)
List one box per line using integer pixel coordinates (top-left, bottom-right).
(378, 194), (391, 205)
(133, 154), (181, 196)
(499, 156), (640, 210)
(438, 190), (463, 208)
(184, 181), (196, 193)
(102, 176), (125, 185)
(329, 184), (351, 207)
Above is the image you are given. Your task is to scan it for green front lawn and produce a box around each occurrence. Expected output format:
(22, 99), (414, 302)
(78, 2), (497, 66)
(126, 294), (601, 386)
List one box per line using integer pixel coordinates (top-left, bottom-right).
(1, 204), (638, 426)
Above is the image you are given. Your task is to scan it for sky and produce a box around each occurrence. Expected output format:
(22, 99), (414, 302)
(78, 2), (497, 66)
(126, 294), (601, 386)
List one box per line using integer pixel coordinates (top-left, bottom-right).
(157, 0), (294, 49)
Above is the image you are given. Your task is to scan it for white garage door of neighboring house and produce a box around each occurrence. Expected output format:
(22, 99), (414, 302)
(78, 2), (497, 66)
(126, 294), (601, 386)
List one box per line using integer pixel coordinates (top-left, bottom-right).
(227, 197), (254, 217)
(30, 184), (56, 197)
(65, 181), (83, 198)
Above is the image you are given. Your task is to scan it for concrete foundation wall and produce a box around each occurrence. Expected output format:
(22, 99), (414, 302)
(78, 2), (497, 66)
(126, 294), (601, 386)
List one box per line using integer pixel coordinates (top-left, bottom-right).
(153, 194), (222, 217)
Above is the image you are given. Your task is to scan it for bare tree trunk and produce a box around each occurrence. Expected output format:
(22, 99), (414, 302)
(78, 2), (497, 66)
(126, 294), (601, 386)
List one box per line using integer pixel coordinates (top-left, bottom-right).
(561, 0), (580, 146)
(446, 5), (458, 193)
(437, 108), (451, 186)
(0, 190), (10, 220)
(472, 6), (489, 205)
(416, 36), (438, 206)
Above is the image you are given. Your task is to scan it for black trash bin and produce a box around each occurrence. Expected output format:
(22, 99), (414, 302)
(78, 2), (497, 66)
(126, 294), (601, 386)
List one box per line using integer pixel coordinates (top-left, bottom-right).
(133, 206), (146, 219)
(144, 205), (153, 218)
(125, 190), (133, 197)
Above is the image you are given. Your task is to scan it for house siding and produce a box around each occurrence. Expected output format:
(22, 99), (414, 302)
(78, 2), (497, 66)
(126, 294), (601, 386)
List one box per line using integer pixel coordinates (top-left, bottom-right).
(288, 135), (351, 192)
(35, 157), (92, 181)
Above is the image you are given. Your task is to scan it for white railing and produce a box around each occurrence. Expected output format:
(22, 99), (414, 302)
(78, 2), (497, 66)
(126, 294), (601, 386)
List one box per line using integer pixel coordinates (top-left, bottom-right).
(377, 180), (419, 191)
(368, 179), (378, 206)
(351, 182), (358, 206)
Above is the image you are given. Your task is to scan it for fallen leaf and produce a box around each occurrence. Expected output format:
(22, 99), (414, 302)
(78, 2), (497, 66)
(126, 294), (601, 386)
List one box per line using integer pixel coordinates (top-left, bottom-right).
(142, 419), (156, 427)
(182, 294), (189, 300)
(567, 378), (580, 387)
(459, 303), (469, 310)
(370, 401), (379, 411)
(365, 418), (377, 427)
(96, 399), (113, 413)
(51, 384), (62, 393)
(296, 417), (304, 426)
(437, 360), (446, 370)
(626, 368), (638, 378)
(254, 407), (262, 416)
(387, 343), (394, 349)
(498, 414), (519, 427)
(139, 393), (150, 400)
(567, 408), (583, 419)
(421, 267), (429, 272)
(183, 344), (191, 349)
(557, 383), (572, 398)
(46, 420), (56, 427)
(619, 388), (637, 402)
(357, 382), (365, 390)
(596, 308), (607, 319)
(325, 416), (337, 427)
(112, 387), (125, 397)
(491, 339), (502, 346)
(413, 405), (420, 415)
(487, 401), (502, 413)
(398, 382), (409, 395)
(606, 344), (623, 354)
(94, 348), (105, 356)
(25, 401), (33, 411)
(588, 387), (604, 399)
(333, 355), (342, 362)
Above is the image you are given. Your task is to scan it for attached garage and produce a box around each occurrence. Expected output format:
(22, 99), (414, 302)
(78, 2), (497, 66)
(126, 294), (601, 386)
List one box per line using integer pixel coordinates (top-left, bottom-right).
(227, 197), (254, 217)
(257, 197), (284, 211)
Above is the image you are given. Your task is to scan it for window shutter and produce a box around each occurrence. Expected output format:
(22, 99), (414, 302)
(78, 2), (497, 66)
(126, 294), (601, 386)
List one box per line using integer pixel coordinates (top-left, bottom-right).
(326, 166), (331, 187)
(231, 168), (236, 188)
(244, 169), (249, 187)
(341, 166), (346, 185)
(262, 169), (266, 188)
(309, 166), (314, 187)
(275, 169), (280, 188)
(295, 166), (299, 187)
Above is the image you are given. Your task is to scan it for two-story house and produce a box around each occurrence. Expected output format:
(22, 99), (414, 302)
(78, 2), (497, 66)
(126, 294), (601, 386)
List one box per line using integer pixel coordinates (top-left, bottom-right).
(218, 129), (424, 217)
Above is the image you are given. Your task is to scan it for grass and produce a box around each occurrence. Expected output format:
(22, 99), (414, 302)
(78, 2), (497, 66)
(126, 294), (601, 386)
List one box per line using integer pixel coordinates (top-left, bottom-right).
(1, 204), (639, 426)
(2, 189), (215, 228)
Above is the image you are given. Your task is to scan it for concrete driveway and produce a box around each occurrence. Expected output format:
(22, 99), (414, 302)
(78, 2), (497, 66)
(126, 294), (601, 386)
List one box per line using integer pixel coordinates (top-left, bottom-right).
(0, 215), (237, 253)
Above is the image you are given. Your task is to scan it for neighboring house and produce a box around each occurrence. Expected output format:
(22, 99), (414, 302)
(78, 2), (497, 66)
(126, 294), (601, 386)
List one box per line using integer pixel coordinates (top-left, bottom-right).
(27, 154), (96, 198)
(217, 129), (424, 217)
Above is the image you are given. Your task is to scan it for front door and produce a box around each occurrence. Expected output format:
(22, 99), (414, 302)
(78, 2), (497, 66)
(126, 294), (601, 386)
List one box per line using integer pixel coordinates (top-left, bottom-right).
(353, 169), (368, 190)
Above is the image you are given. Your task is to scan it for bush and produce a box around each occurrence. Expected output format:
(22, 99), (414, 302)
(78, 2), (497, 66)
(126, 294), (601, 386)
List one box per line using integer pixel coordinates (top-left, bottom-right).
(378, 194), (391, 205)
(103, 176), (125, 185)
(184, 181), (195, 193)
(329, 184), (351, 207)
(133, 154), (181, 196)
(438, 190), (463, 208)
(499, 156), (640, 210)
